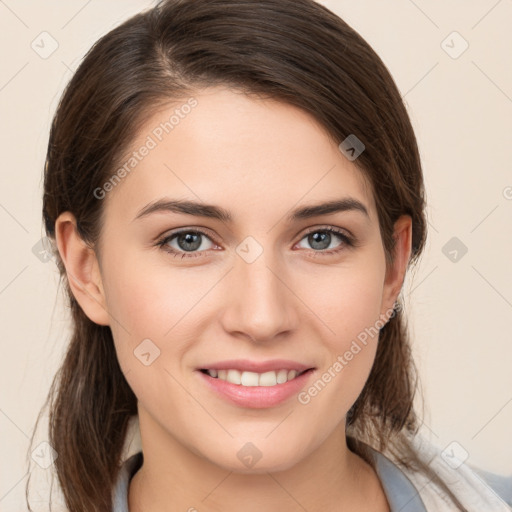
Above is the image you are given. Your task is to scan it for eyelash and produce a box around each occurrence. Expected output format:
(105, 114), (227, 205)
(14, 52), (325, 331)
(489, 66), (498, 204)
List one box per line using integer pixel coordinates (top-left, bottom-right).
(156, 226), (356, 260)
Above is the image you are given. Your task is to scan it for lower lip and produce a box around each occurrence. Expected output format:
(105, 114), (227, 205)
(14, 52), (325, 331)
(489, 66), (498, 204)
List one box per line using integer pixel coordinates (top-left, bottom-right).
(197, 369), (315, 409)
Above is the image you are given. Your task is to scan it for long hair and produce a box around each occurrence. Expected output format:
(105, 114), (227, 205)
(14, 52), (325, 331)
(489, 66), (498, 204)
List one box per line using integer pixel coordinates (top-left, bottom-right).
(28, 0), (465, 510)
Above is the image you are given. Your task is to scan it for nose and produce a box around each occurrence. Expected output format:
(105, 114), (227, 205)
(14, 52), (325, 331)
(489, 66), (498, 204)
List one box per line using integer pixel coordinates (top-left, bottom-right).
(219, 247), (298, 343)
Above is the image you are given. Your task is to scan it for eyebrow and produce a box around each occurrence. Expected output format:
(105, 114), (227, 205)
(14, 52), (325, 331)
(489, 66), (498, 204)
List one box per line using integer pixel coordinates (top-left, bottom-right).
(133, 197), (370, 223)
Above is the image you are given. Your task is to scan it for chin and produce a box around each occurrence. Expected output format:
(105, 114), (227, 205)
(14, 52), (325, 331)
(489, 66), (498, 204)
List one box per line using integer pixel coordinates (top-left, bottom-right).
(202, 439), (308, 474)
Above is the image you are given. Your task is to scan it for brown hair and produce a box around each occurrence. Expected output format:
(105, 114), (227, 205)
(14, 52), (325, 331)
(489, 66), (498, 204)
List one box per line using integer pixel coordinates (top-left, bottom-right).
(28, 0), (465, 510)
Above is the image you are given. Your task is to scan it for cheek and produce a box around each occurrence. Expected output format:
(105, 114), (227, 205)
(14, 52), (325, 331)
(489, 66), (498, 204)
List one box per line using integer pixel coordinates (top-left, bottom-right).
(101, 251), (216, 378)
(299, 254), (386, 345)
(101, 247), (187, 334)
(99, 251), (173, 371)
(295, 256), (385, 409)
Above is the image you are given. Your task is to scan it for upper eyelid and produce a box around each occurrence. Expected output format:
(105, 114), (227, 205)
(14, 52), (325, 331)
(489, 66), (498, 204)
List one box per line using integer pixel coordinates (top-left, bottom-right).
(159, 227), (218, 245)
(301, 225), (353, 239)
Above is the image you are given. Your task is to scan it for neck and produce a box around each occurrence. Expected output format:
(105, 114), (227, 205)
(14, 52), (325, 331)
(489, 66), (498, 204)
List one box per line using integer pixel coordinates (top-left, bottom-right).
(128, 408), (389, 512)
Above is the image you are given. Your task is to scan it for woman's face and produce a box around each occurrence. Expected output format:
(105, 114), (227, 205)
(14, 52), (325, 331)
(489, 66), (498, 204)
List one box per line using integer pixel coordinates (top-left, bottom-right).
(88, 86), (409, 472)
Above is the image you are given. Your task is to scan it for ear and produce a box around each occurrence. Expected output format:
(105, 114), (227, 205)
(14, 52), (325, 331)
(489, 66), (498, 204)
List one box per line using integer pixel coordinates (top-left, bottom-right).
(54, 212), (110, 326)
(380, 215), (413, 318)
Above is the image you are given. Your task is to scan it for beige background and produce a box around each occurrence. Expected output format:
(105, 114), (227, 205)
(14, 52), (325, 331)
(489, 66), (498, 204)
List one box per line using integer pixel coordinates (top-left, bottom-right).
(1, 0), (511, 510)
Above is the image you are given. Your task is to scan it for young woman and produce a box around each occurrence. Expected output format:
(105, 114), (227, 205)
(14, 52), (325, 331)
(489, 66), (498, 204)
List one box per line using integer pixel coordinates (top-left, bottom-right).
(28, 0), (511, 511)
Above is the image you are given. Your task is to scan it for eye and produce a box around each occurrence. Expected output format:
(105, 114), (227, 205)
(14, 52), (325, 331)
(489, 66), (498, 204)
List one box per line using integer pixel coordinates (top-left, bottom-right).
(156, 226), (356, 259)
(295, 227), (354, 254)
(156, 229), (218, 258)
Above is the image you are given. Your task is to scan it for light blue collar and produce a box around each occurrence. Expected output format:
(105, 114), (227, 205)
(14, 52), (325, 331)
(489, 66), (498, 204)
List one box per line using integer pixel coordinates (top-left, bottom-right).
(367, 445), (428, 511)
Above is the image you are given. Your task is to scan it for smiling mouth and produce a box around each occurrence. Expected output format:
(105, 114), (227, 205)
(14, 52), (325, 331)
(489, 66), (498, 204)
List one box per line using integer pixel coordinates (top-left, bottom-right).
(199, 368), (313, 387)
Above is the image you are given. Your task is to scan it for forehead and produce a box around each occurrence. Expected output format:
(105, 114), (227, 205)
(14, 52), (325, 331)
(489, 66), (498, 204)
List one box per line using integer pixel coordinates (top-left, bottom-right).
(102, 86), (377, 226)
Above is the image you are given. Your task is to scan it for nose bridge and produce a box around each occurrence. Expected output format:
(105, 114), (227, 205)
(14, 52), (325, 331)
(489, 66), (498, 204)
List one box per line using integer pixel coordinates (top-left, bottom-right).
(222, 238), (296, 341)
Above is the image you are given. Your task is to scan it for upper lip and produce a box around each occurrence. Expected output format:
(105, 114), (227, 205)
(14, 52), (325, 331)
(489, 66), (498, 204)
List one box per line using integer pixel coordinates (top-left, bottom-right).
(198, 359), (315, 373)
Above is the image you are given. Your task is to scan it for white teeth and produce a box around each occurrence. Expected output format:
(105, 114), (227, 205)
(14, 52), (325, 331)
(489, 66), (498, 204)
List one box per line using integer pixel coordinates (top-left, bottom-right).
(206, 368), (306, 386)
(276, 369), (288, 384)
(227, 369), (241, 384)
(258, 371), (277, 386)
(241, 371), (259, 386)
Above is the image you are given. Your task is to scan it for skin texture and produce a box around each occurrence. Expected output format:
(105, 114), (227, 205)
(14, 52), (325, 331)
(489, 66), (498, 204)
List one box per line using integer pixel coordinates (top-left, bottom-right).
(55, 86), (411, 511)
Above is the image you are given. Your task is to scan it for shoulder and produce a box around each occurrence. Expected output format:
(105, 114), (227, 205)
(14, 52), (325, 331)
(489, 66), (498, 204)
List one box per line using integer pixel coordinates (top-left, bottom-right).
(375, 433), (512, 511)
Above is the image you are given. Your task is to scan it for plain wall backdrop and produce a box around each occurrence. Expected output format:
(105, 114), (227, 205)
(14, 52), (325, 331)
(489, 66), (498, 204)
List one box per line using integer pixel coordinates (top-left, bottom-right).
(0, 0), (511, 510)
